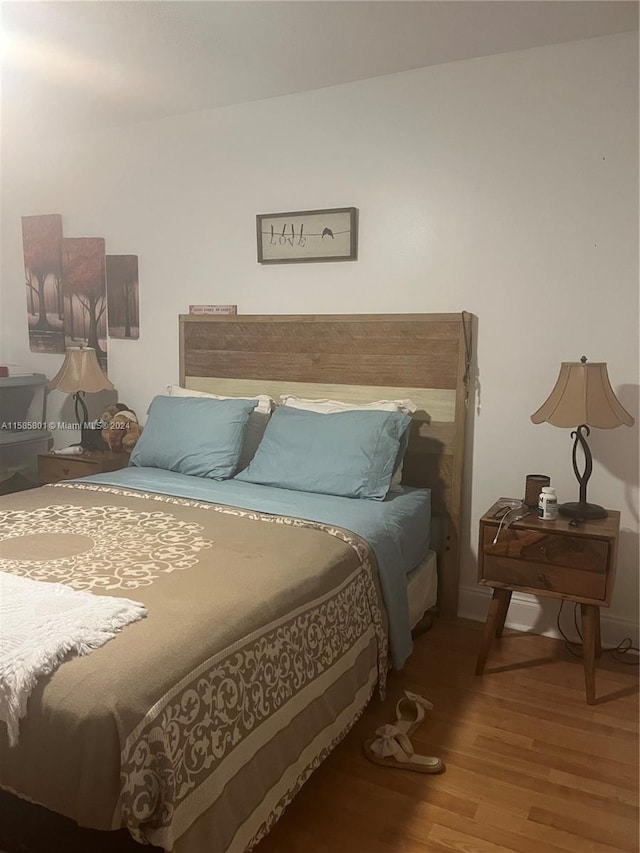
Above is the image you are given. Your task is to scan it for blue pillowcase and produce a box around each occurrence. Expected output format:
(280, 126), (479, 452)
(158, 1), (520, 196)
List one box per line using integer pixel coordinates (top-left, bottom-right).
(235, 406), (412, 500)
(130, 395), (256, 478)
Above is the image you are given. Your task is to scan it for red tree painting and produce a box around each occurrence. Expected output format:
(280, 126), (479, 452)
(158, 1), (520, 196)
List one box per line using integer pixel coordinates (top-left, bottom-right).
(61, 237), (108, 369)
(106, 255), (139, 339)
(22, 214), (65, 353)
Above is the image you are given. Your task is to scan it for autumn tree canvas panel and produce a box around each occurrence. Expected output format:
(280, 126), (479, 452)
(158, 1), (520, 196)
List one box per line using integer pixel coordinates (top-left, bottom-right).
(22, 214), (65, 353)
(60, 237), (108, 370)
(106, 255), (139, 339)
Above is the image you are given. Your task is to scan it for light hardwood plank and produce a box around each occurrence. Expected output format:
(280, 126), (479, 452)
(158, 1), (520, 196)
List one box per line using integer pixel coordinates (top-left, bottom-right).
(474, 803), (628, 853)
(547, 769), (639, 809)
(528, 806), (639, 853)
(428, 823), (516, 852)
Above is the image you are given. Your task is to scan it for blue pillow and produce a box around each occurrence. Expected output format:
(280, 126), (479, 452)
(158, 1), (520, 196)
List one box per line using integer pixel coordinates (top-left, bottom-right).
(130, 395), (256, 478)
(235, 406), (412, 499)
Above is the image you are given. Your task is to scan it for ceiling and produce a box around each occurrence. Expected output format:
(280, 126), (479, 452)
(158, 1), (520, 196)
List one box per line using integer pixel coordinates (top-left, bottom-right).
(1, 1), (638, 145)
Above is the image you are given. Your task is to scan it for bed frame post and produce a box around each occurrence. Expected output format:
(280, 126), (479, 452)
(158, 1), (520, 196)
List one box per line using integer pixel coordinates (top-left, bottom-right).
(438, 311), (472, 619)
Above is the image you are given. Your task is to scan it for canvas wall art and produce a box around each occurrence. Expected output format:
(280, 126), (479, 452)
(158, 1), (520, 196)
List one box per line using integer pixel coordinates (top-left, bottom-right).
(106, 255), (139, 339)
(22, 214), (65, 353)
(60, 237), (108, 370)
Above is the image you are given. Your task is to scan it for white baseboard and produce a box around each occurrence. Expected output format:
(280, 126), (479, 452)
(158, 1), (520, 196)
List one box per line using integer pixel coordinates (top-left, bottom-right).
(458, 585), (639, 651)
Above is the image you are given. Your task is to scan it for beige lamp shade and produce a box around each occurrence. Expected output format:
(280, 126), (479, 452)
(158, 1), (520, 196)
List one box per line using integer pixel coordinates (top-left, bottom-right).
(531, 359), (634, 429)
(48, 347), (115, 394)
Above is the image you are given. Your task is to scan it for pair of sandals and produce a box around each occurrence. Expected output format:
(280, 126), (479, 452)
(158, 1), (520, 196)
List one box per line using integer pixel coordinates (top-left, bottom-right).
(364, 691), (445, 774)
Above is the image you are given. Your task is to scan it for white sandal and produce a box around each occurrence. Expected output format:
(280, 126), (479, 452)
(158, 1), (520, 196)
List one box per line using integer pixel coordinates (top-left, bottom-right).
(395, 690), (434, 738)
(363, 724), (444, 774)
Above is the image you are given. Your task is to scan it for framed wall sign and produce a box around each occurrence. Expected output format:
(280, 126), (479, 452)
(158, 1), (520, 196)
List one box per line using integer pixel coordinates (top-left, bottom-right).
(256, 207), (357, 264)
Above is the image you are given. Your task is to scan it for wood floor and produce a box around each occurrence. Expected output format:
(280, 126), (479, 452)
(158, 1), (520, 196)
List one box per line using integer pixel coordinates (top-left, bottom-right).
(1, 618), (638, 853)
(255, 618), (639, 853)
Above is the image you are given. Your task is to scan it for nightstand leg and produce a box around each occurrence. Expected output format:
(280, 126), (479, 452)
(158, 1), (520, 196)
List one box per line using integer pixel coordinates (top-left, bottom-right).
(581, 604), (598, 704)
(476, 588), (512, 676)
(494, 589), (512, 638)
(594, 612), (602, 658)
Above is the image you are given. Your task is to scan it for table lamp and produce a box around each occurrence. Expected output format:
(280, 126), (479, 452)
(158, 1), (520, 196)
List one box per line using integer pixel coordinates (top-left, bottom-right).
(531, 357), (634, 519)
(49, 347), (115, 451)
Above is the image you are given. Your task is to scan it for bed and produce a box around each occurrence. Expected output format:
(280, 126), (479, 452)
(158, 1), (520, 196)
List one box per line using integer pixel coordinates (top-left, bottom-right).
(0, 312), (473, 853)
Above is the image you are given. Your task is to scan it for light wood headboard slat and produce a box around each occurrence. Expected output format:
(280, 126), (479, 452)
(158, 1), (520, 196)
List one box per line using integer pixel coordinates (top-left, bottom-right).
(183, 377), (457, 422)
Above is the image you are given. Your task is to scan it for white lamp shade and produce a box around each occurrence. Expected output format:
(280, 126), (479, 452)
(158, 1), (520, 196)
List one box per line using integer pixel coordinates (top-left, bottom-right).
(48, 347), (115, 394)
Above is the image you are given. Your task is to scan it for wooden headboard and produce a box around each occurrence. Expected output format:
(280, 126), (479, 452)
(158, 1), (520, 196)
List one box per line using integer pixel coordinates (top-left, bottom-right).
(179, 312), (473, 618)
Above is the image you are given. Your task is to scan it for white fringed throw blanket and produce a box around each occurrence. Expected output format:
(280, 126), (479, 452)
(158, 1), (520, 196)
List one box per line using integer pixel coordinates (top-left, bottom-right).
(0, 572), (147, 746)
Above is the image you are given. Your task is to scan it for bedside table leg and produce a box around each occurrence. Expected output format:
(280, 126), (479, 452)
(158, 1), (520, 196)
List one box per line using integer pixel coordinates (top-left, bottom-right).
(581, 604), (598, 704)
(594, 612), (602, 658)
(476, 589), (512, 676)
(494, 589), (512, 638)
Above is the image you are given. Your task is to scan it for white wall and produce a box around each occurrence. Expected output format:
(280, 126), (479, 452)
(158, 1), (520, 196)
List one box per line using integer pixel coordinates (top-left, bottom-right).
(2, 33), (638, 642)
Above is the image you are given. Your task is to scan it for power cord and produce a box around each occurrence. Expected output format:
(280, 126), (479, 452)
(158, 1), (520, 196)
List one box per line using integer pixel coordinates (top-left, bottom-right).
(491, 502), (530, 544)
(556, 600), (639, 665)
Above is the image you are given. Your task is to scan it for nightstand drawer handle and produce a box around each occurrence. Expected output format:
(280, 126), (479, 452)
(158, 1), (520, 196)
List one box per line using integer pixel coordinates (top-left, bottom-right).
(62, 466), (70, 476)
(537, 572), (552, 589)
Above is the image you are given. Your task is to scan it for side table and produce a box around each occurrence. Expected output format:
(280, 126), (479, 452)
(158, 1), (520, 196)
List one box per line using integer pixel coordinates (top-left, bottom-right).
(38, 450), (130, 485)
(475, 499), (620, 704)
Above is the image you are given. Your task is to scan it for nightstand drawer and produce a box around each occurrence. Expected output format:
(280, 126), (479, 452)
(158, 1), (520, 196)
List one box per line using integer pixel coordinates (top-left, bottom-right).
(39, 457), (98, 484)
(481, 527), (608, 572)
(481, 554), (607, 599)
(38, 451), (130, 485)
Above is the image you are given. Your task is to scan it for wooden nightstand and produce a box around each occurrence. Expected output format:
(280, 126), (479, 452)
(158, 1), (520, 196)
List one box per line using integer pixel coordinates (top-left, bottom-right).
(38, 450), (130, 485)
(475, 499), (620, 704)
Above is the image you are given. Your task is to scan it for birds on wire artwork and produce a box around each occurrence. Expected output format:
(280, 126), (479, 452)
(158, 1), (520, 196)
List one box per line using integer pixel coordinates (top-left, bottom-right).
(257, 208), (356, 263)
(265, 222), (348, 247)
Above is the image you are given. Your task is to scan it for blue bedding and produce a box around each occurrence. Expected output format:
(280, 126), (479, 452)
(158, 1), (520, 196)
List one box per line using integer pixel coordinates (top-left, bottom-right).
(73, 467), (431, 668)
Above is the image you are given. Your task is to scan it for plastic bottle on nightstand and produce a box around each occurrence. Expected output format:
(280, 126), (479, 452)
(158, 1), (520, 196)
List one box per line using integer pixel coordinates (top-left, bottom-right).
(538, 486), (559, 520)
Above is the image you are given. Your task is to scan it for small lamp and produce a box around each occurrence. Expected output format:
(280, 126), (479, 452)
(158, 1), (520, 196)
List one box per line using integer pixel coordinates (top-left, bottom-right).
(49, 347), (115, 451)
(531, 357), (634, 519)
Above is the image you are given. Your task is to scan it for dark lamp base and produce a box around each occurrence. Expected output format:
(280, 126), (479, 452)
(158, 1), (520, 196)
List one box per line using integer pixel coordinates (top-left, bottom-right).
(80, 426), (108, 452)
(559, 501), (607, 521)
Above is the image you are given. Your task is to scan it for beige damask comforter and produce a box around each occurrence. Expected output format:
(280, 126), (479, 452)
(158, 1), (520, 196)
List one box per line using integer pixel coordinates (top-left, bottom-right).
(0, 481), (387, 853)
